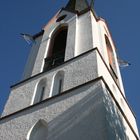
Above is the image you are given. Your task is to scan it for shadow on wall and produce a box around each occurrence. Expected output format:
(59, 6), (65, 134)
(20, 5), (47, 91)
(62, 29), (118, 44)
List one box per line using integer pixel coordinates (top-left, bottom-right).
(0, 81), (130, 140)
(103, 89), (129, 140)
(47, 87), (130, 140)
(47, 85), (106, 140)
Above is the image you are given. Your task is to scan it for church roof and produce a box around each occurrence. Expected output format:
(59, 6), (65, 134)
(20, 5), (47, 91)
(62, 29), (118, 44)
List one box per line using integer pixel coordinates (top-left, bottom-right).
(65, 0), (90, 13)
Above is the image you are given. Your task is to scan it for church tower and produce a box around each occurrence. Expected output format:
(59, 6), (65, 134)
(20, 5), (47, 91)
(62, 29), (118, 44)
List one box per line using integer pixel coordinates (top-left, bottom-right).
(0, 0), (139, 139)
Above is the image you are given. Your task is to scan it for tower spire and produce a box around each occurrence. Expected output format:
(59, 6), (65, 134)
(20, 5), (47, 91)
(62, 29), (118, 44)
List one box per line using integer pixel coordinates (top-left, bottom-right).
(65, 0), (90, 13)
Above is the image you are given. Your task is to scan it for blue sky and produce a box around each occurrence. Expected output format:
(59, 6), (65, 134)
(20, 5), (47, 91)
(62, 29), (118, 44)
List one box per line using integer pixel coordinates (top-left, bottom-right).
(0, 0), (139, 132)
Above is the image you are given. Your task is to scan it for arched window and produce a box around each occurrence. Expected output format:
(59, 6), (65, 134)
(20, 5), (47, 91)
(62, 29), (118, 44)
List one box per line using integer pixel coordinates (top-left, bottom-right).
(27, 119), (48, 140)
(33, 79), (47, 104)
(43, 26), (68, 71)
(105, 35), (118, 80)
(50, 71), (64, 97)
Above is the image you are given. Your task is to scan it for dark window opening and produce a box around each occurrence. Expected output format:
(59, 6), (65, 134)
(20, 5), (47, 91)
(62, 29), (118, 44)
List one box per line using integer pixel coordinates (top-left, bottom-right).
(39, 86), (45, 101)
(105, 35), (118, 81)
(58, 79), (62, 94)
(33, 79), (46, 104)
(43, 27), (68, 71)
(51, 71), (64, 97)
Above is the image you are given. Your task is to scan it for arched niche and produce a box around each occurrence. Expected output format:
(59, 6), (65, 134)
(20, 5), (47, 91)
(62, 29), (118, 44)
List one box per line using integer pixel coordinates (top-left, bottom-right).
(33, 78), (47, 104)
(43, 25), (68, 71)
(50, 71), (64, 97)
(27, 119), (48, 140)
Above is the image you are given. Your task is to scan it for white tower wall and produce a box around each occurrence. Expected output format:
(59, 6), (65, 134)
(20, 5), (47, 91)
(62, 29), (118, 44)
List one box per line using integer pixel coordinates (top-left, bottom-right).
(0, 80), (139, 140)
(0, 1), (139, 139)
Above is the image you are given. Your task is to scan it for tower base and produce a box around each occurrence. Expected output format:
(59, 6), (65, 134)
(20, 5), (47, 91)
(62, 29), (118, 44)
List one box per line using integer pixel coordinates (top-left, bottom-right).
(0, 78), (138, 140)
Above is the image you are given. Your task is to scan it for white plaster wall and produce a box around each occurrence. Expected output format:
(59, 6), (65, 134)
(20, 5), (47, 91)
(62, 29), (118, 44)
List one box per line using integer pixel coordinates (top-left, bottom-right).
(65, 17), (76, 61)
(102, 84), (138, 139)
(31, 31), (54, 76)
(22, 36), (43, 80)
(97, 19), (125, 94)
(1, 9), (139, 139)
(121, 113), (138, 140)
(3, 43), (139, 138)
(58, 10), (77, 61)
(0, 80), (138, 140)
(97, 51), (139, 136)
(22, 10), (124, 95)
(90, 13), (125, 94)
(2, 50), (98, 117)
(3, 49), (139, 138)
(90, 12), (105, 59)
(97, 21), (110, 67)
(75, 12), (93, 56)
(31, 10), (77, 76)
(0, 81), (106, 140)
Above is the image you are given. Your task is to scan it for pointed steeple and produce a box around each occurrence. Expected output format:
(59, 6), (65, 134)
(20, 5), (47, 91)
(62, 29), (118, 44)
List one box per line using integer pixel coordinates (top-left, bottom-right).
(65, 0), (90, 13)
